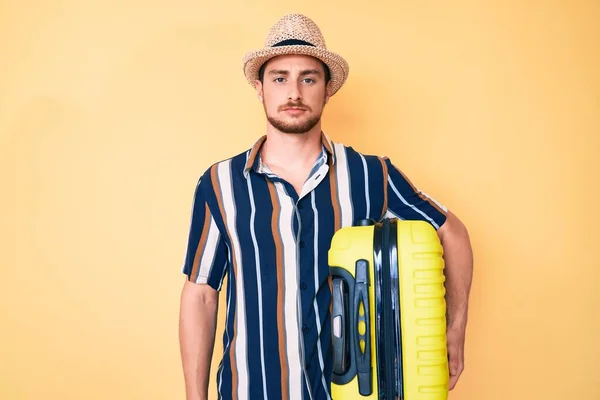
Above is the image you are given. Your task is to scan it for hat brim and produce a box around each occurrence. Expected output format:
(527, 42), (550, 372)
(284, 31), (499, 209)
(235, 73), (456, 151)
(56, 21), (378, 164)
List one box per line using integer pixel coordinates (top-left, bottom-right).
(243, 45), (349, 96)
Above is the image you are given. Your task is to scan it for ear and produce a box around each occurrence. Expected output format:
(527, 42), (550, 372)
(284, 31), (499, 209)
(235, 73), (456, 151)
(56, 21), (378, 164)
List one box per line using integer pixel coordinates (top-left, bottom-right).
(254, 80), (264, 101)
(324, 82), (332, 104)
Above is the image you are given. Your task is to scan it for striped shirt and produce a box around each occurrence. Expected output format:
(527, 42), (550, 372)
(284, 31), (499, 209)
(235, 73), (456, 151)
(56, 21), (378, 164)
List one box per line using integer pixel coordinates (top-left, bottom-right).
(181, 132), (448, 400)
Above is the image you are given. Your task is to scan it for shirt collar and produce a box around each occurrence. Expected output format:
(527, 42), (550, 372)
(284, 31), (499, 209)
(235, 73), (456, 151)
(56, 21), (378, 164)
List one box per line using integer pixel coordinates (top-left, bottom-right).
(243, 131), (336, 178)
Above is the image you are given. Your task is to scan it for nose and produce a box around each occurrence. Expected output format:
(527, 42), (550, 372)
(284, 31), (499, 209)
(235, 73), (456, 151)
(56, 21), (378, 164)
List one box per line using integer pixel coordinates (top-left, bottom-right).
(287, 80), (302, 102)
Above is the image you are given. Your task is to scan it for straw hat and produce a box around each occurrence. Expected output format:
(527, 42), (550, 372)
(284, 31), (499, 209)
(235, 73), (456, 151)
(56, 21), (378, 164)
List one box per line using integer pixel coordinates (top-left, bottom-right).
(242, 13), (349, 96)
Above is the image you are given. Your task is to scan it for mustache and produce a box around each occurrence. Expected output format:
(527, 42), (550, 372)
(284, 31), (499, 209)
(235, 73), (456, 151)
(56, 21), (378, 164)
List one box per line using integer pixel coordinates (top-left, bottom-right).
(278, 102), (311, 111)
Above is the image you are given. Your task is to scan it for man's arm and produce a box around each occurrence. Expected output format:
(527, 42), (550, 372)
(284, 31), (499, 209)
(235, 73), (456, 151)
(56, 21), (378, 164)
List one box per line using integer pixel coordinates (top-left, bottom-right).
(179, 280), (219, 400)
(378, 156), (473, 390)
(437, 210), (474, 390)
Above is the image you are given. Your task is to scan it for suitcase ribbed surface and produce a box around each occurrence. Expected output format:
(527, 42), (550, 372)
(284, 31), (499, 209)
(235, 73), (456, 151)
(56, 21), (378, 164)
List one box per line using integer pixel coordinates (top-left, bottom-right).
(329, 219), (448, 400)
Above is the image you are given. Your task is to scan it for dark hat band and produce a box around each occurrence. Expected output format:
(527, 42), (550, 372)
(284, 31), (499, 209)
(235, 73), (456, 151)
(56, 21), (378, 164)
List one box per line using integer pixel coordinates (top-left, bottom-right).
(272, 39), (315, 47)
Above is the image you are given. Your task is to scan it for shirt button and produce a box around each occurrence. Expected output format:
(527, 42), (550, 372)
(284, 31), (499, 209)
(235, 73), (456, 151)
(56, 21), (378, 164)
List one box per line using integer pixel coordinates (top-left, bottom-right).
(300, 282), (307, 290)
(299, 241), (305, 248)
(302, 325), (309, 333)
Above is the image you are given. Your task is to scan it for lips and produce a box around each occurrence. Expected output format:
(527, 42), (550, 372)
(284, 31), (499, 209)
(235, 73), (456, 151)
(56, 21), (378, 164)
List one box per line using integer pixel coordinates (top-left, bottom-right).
(281, 107), (307, 117)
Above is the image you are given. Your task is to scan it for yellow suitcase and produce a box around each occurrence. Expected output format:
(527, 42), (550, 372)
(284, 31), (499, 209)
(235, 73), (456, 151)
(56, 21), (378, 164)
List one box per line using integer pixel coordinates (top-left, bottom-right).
(329, 218), (448, 399)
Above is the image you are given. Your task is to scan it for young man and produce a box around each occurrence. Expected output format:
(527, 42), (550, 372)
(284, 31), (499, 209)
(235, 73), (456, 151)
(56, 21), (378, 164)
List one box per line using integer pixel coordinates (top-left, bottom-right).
(179, 13), (473, 400)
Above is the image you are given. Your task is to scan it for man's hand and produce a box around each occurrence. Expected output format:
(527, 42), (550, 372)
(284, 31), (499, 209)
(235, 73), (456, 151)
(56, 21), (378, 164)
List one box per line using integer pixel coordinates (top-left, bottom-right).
(447, 324), (466, 390)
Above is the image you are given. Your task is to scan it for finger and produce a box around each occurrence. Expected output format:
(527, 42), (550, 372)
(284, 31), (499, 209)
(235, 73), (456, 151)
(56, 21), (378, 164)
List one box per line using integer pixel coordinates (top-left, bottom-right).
(449, 364), (463, 391)
(448, 358), (464, 391)
(447, 345), (459, 376)
(447, 344), (460, 390)
(449, 374), (458, 391)
(449, 359), (458, 376)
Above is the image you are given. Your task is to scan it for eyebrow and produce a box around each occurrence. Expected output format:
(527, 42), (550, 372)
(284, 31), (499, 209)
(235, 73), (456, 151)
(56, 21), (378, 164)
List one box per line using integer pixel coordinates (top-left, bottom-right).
(267, 69), (323, 76)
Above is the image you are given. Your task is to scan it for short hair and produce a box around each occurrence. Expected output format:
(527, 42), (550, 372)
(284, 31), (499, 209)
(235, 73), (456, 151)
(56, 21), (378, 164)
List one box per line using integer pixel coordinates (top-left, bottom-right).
(258, 58), (332, 84)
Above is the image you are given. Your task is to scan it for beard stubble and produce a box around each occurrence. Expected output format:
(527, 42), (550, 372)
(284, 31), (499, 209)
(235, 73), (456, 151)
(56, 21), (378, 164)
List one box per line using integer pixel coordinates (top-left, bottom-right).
(264, 98), (326, 134)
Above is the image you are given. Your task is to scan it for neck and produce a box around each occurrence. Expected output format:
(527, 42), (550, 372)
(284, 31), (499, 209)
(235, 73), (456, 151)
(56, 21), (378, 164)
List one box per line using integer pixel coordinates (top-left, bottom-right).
(261, 124), (323, 169)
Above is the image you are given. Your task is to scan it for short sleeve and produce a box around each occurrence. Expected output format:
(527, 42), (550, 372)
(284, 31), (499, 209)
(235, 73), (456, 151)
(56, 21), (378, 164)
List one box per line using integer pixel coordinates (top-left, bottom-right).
(382, 157), (448, 230)
(181, 174), (229, 291)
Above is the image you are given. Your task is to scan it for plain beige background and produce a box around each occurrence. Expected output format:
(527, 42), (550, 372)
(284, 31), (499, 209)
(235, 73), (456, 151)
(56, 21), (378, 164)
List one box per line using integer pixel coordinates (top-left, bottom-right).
(1, 1), (599, 399)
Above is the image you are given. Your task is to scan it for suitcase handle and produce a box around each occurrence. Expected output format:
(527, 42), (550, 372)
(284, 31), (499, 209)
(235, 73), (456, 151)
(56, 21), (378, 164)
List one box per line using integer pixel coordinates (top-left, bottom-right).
(354, 259), (372, 396)
(331, 278), (347, 375)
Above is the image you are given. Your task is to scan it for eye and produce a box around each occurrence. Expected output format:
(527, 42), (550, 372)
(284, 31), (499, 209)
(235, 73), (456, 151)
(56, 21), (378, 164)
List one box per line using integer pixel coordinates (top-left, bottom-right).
(274, 77), (285, 83)
(303, 78), (316, 84)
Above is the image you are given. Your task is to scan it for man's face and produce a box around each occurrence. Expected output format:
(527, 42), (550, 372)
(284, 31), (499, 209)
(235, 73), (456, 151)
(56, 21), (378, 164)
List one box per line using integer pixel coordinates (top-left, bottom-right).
(255, 54), (330, 134)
